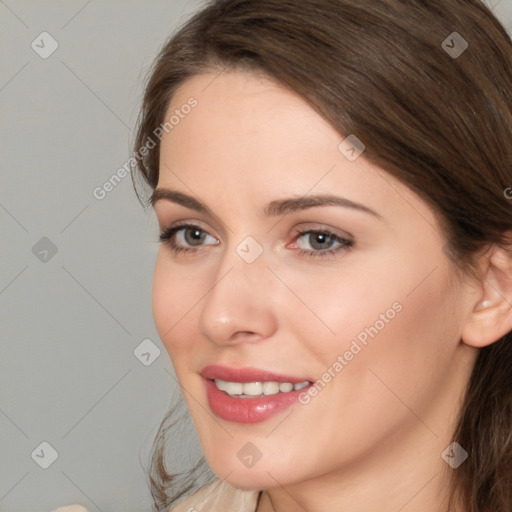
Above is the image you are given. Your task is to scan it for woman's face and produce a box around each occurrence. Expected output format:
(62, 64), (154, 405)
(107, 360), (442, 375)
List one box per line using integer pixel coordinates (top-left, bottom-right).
(152, 69), (478, 491)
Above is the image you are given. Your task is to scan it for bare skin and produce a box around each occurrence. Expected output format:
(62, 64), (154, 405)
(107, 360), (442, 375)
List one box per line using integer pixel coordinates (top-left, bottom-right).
(151, 69), (512, 512)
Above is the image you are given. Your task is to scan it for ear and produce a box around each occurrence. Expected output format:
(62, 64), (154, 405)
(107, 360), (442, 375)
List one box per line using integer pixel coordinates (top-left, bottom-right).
(461, 240), (512, 348)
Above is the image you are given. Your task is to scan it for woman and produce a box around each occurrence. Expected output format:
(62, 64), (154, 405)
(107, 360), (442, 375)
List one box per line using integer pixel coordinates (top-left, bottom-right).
(131, 0), (512, 511)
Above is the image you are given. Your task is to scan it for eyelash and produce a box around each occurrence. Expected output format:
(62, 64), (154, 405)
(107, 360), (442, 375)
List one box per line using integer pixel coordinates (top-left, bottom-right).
(158, 224), (354, 259)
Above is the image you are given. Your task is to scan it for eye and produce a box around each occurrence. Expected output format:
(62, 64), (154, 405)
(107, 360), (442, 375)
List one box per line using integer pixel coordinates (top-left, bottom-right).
(159, 224), (218, 254)
(158, 224), (353, 258)
(293, 229), (353, 258)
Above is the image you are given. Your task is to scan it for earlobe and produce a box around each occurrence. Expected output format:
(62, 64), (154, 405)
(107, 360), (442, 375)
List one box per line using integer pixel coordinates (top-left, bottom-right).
(461, 241), (512, 348)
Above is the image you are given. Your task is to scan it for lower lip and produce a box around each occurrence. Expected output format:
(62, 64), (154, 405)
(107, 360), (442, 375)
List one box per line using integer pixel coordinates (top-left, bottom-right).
(204, 379), (309, 423)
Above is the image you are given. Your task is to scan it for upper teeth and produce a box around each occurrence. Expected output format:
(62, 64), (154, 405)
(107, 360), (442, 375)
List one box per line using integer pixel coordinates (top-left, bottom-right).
(214, 379), (309, 397)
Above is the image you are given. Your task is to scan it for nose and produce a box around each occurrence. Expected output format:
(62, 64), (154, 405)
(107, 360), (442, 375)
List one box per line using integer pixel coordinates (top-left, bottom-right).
(198, 243), (278, 346)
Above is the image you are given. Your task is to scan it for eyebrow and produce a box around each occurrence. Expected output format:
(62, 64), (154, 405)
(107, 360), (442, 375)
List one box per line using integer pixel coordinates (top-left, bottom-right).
(150, 188), (382, 219)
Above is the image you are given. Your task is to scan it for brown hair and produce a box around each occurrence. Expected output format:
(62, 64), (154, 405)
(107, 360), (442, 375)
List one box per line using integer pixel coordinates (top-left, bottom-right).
(132, 1), (512, 510)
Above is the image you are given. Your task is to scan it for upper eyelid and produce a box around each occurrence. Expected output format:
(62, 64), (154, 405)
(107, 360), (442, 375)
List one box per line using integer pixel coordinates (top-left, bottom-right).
(155, 211), (229, 239)
(162, 221), (349, 234)
(162, 223), (352, 247)
(152, 193), (383, 243)
(163, 219), (215, 235)
(161, 219), (351, 234)
(154, 203), (231, 237)
(292, 222), (353, 239)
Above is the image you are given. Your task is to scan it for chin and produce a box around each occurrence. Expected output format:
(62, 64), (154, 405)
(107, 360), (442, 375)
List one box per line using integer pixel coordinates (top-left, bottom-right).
(207, 453), (299, 491)
(223, 470), (284, 491)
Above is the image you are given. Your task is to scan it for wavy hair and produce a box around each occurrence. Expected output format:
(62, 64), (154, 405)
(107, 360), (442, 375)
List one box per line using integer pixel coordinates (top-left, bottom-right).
(132, 1), (512, 510)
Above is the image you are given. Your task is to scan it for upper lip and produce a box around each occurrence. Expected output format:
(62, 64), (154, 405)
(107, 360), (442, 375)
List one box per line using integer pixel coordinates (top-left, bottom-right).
(201, 365), (312, 384)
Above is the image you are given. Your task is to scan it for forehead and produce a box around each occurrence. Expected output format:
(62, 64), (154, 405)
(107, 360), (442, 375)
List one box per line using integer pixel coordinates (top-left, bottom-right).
(164, 69), (338, 155)
(160, 70), (357, 187)
(158, 70), (436, 232)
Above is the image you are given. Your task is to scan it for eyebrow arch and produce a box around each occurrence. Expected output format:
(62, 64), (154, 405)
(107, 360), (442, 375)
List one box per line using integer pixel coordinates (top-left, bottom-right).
(150, 188), (382, 220)
(150, 188), (213, 215)
(264, 194), (382, 219)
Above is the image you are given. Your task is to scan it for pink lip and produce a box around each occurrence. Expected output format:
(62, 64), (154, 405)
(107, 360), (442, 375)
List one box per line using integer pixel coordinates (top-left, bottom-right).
(200, 365), (313, 424)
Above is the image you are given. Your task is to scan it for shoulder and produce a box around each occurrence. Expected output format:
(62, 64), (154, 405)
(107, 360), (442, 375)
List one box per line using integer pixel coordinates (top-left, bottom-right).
(169, 478), (260, 512)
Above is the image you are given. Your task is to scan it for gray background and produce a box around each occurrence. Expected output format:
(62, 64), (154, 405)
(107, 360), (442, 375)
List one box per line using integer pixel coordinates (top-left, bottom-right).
(1, 1), (511, 511)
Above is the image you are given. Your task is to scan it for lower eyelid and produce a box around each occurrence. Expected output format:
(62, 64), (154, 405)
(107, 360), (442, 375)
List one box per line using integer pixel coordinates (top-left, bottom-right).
(160, 226), (352, 256)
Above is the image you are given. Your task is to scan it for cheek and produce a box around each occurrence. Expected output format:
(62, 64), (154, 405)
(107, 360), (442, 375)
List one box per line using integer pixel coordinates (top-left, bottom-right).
(292, 249), (460, 399)
(322, 261), (460, 419)
(271, 257), (407, 364)
(152, 253), (204, 353)
(374, 274), (460, 386)
(312, 249), (454, 349)
(282, 266), (460, 471)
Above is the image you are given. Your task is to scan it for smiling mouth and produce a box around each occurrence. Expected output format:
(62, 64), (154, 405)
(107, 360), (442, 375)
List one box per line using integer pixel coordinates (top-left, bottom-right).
(201, 365), (314, 423)
(214, 379), (310, 398)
